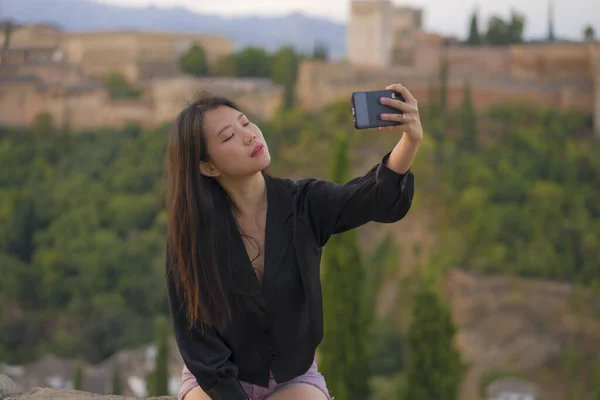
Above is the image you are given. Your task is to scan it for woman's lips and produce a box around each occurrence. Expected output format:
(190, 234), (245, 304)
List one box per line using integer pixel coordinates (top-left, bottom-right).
(251, 144), (264, 157)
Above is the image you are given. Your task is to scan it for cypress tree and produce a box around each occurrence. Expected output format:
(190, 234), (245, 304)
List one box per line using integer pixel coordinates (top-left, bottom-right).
(592, 359), (600, 400)
(319, 134), (370, 400)
(148, 315), (169, 396)
(400, 281), (464, 400)
(73, 361), (84, 391)
(548, 0), (555, 41)
(112, 362), (123, 395)
(363, 234), (398, 323)
(460, 78), (477, 152)
(466, 9), (481, 45)
(426, 73), (439, 120)
(439, 52), (449, 115)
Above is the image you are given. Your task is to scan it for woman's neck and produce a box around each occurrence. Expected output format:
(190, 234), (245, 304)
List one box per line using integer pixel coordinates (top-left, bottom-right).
(218, 172), (267, 219)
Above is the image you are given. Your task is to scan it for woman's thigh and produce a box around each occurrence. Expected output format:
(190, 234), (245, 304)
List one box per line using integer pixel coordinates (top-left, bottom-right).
(266, 383), (329, 400)
(181, 386), (211, 400)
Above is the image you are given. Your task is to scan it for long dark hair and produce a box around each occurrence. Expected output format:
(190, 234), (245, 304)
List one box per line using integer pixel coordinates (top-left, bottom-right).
(165, 94), (246, 334)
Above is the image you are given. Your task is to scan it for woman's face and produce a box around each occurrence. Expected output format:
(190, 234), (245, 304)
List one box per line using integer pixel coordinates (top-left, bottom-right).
(200, 105), (271, 178)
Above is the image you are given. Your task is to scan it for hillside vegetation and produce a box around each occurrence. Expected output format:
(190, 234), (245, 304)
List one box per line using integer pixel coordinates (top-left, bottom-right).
(1, 96), (599, 397)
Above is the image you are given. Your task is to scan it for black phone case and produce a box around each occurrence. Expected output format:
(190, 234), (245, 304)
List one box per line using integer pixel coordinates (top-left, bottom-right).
(351, 89), (405, 129)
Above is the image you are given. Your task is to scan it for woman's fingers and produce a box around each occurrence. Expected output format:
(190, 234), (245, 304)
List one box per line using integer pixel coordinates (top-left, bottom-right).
(386, 83), (417, 105)
(379, 111), (416, 124)
(380, 96), (417, 113)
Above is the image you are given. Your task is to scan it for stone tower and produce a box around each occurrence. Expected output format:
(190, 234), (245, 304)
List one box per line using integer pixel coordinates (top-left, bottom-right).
(347, 0), (393, 69)
(347, 0), (423, 69)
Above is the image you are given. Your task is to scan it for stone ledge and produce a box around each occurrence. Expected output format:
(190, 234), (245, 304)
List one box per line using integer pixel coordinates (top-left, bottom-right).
(3, 387), (175, 400)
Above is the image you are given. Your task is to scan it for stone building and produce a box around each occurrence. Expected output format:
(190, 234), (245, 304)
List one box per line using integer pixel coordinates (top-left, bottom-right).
(0, 74), (283, 131)
(0, 24), (283, 131)
(64, 31), (234, 83)
(0, 24), (235, 84)
(300, 0), (600, 136)
(347, 0), (423, 69)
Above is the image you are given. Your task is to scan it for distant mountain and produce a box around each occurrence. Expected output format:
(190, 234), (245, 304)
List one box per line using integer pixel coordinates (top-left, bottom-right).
(0, 0), (347, 59)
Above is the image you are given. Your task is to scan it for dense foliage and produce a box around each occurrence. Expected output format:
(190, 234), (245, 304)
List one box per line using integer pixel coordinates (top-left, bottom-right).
(319, 134), (370, 400)
(400, 281), (463, 400)
(0, 86), (598, 400)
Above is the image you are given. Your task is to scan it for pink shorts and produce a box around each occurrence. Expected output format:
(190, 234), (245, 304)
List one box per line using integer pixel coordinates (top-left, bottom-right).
(178, 359), (333, 400)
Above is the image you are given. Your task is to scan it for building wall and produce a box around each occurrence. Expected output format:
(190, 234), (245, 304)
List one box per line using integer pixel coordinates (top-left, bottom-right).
(0, 76), (282, 131)
(65, 34), (142, 82)
(3, 28), (235, 84)
(509, 43), (592, 80)
(0, 24), (63, 48)
(63, 32), (235, 83)
(295, 57), (595, 118)
(9, 63), (85, 86)
(414, 45), (512, 76)
(0, 47), (62, 67)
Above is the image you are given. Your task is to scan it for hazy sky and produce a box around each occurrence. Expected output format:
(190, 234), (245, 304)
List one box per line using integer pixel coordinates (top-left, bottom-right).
(95, 0), (599, 40)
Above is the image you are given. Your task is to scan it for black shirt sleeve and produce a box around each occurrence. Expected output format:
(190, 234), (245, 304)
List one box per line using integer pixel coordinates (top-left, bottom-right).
(167, 268), (247, 400)
(298, 151), (414, 247)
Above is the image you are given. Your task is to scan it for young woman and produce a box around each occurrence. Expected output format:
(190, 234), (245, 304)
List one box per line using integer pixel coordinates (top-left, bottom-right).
(166, 83), (422, 400)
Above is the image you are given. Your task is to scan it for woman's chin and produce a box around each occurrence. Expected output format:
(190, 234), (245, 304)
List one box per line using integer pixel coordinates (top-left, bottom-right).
(256, 153), (272, 169)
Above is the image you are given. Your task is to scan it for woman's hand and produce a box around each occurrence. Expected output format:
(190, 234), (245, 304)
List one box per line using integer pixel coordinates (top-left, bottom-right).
(378, 83), (423, 145)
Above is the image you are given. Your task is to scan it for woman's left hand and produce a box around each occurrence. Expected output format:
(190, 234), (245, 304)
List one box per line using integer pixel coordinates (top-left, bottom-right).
(379, 83), (423, 144)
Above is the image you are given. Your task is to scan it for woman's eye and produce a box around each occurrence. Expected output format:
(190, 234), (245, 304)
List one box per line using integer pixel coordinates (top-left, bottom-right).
(243, 121), (250, 127)
(223, 133), (234, 142)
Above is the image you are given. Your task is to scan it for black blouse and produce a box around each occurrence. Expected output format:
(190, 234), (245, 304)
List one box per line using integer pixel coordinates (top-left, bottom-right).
(167, 152), (414, 399)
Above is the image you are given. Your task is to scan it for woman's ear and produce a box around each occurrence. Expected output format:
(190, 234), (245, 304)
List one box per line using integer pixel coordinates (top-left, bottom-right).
(199, 161), (220, 177)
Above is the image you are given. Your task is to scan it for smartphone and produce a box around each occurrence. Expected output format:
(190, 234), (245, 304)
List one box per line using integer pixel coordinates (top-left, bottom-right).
(351, 89), (405, 130)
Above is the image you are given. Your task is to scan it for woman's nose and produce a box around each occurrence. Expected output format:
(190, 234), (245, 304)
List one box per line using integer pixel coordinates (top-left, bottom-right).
(244, 132), (257, 144)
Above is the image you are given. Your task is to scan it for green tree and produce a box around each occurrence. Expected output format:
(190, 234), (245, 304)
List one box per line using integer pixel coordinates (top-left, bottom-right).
(368, 318), (403, 377)
(460, 79), (477, 151)
(561, 342), (585, 399)
(507, 10), (526, 44)
(363, 234), (398, 321)
(104, 72), (141, 99)
(211, 54), (237, 76)
(73, 361), (84, 390)
(363, 235), (404, 378)
(466, 8), (481, 45)
(233, 47), (272, 77)
(400, 281), (463, 400)
(485, 15), (508, 45)
(426, 73), (439, 120)
(271, 46), (299, 109)
(485, 11), (526, 45)
(584, 25), (596, 41)
(319, 134), (370, 400)
(179, 44), (209, 76)
(439, 52), (449, 115)
(112, 362), (123, 395)
(31, 112), (57, 136)
(548, 0), (555, 41)
(312, 40), (329, 60)
(148, 315), (169, 397)
(2, 20), (14, 49)
(592, 359), (600, 400)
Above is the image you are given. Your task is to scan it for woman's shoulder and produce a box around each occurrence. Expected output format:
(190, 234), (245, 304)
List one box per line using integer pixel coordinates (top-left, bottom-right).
(267, 174), (327, 197)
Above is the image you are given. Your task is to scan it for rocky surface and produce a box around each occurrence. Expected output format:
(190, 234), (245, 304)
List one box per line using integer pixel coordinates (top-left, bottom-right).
(443, 269), (600, 400)
(1, 375), (19, 398)
(3, 387), (175, 400)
